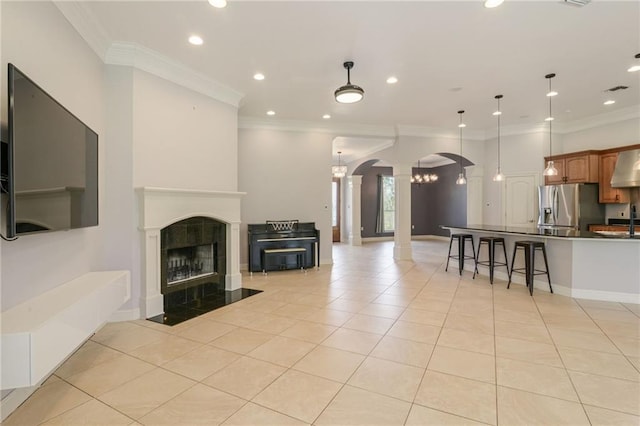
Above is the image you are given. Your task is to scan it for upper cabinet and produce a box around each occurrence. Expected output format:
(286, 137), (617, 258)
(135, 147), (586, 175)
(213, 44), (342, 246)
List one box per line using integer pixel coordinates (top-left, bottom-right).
(543, 152), (599, 185)
(599, 151), (633, 204)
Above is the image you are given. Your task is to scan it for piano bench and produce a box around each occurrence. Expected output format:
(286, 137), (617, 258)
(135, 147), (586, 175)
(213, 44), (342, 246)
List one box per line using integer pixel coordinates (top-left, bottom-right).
(262, 247), (307, 274)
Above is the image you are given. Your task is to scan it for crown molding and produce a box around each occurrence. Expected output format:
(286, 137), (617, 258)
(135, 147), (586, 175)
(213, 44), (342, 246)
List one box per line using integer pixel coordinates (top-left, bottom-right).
(557, 105), (640, 134)
(395, 124), (486, 141)
(105, 42), (244, 108)
(53, 1), (111, 61)
(238, 116), (397, 138)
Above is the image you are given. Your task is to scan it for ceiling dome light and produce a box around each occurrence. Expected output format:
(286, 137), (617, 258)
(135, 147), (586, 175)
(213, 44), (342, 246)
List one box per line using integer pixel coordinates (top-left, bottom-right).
(188, 35), (204, 46)
(208, 0), (227, 8)
(335, 61), (364, 104)
(386, 76), (398, 84)
(484, 0), (505, 8)
(603, 99), (615, 106)
(546, 90), (558, 97)
(627, 53), (640, 72)
(253, 73), (265, 81)
(322, 114), (331, 119)
(266, 110), (275, 116)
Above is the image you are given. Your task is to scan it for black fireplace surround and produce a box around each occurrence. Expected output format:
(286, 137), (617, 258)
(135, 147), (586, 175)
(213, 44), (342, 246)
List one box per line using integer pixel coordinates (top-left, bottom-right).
(160, 216), (226, 307)
(149, 216), (260, 325)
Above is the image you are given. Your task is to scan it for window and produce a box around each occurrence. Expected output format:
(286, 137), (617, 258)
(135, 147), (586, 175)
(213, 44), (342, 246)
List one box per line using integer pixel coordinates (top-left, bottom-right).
(378, 175), (395, 233)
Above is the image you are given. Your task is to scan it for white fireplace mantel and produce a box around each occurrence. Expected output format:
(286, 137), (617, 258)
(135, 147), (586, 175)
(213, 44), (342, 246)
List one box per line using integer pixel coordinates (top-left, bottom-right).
(136, 187), (245, 318)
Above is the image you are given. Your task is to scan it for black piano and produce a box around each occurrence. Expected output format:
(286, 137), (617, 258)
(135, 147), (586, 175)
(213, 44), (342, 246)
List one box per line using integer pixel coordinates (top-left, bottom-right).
(248, 220), (320, 273)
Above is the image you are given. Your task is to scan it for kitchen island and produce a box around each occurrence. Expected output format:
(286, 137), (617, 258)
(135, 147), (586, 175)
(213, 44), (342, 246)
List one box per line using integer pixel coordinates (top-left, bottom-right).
(443, 225), (640, 304)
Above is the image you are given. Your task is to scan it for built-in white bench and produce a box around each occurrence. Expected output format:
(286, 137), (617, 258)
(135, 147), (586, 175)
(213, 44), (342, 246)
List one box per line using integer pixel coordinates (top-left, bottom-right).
(1, 271), (130, 390)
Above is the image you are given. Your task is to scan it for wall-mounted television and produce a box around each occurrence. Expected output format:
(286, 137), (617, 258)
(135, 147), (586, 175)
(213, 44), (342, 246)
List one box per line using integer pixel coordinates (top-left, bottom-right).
(2, 64), (98, 238)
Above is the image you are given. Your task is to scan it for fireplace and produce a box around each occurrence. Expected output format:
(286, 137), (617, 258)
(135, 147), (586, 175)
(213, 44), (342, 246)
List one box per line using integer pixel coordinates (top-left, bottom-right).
(137, 187), (246, 319)
(161, 216), (226, 310)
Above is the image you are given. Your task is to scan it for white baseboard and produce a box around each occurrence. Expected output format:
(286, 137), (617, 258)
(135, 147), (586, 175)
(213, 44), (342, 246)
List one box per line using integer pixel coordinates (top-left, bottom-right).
(570, 288), (640, 304)
(109, 307), (141, 322)
(1, 385), (38, 422)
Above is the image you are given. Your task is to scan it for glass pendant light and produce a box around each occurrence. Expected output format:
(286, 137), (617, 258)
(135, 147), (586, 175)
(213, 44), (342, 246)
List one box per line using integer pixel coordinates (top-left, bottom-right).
(456, 110), (467, 185)
(543, 73), (559, 177)
(493, 95), (505, 182)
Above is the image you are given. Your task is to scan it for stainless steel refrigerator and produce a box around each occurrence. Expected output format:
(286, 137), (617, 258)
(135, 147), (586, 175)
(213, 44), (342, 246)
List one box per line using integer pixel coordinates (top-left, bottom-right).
(538, 184), (605, 231)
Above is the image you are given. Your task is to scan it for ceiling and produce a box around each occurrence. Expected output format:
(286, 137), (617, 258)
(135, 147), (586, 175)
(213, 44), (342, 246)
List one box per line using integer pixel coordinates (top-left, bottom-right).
(64, 1), (640, 163)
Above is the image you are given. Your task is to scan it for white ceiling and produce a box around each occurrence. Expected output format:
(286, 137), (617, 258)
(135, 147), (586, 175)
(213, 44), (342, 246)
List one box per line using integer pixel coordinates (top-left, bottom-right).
(63, 1), (640, 163)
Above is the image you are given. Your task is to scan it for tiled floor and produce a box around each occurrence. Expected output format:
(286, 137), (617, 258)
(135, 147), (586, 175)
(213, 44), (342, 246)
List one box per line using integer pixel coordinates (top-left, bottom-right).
(5, 240), (640, 425)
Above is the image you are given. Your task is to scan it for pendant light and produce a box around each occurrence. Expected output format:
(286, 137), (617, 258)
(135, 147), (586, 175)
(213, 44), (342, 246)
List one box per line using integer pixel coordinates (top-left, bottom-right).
(543, 73), (558, 177)
(455, 110), (467, 185)
(332, 151), (347, 178)
(493, 95), (505, 182)
(335, 61), (364, 104)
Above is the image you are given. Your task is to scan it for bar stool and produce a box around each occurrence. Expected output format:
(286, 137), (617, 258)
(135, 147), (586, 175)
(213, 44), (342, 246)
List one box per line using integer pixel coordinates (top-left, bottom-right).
(473, 236), (509, 284)
(445, 234), (476, 276)
(508, 240), (553, 296)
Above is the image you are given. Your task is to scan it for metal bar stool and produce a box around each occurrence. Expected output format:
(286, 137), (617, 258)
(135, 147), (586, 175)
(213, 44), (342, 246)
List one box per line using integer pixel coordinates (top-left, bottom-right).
(473, 236), (509, 284)
(508, 240), (553, 295)
(445, 234), (476, 276)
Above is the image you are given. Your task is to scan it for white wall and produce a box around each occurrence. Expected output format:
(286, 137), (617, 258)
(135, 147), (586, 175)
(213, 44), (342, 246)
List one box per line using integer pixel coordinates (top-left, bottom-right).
(561, 118), (640, 153)
(132, 70), (238, 191)
(1, 1), (105, 310)
(238, 128), (333, 266)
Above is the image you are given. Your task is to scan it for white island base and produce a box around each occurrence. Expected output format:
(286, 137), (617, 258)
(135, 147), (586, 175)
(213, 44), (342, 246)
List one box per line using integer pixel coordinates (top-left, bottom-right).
(447, 227), (640, 305)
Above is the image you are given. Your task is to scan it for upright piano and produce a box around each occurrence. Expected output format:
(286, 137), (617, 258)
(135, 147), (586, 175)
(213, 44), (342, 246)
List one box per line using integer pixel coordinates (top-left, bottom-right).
(248, 220), (320, 273)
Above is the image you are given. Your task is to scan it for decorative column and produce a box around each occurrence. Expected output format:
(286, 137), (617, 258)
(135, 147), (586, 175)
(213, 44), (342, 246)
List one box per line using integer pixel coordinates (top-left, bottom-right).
(348, 175), (362, 246)
(393, 164), (413, 260)
(226, 222), (242, 290)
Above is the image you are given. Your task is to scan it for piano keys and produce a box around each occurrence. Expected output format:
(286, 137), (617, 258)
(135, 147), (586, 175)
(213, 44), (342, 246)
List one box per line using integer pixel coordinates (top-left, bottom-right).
(248, 221), (320, 273)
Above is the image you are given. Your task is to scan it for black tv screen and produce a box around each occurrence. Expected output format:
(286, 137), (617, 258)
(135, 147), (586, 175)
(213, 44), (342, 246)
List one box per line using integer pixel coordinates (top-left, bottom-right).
(3, 64), (98, 238)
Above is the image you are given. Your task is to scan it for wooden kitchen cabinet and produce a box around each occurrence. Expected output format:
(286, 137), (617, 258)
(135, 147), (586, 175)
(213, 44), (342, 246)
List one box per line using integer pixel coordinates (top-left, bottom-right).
(599, 152), (630, 203)
(544, 152), (599, 185)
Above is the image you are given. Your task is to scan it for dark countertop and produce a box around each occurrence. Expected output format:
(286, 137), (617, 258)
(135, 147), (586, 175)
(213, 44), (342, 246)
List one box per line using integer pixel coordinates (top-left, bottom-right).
(442, 224), (640, 240)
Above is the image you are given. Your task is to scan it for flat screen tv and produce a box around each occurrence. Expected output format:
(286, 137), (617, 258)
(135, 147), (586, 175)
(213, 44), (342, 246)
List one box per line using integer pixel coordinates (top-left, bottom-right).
(2, 64), (98, 238)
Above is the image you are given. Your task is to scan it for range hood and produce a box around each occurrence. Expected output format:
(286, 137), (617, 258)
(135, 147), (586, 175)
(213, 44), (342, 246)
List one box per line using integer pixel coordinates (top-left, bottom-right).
(611, 149), (640, 188)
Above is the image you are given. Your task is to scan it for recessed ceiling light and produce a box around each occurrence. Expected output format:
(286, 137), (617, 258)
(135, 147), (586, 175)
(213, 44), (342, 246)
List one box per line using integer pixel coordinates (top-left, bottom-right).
(208, 0), (227, 8)
(188, 35), (204, 46)
(484, 0), (505, 8)
(266, 110), (275, 116)
(545, 116), (554, 122)
(603, 99), (616, 105)
(253, 73), (265, 81)
(386, 76), (398, 84)
(492, 110), (502, 116)
(627, 53), (640, 72)
(546, 90), (558, 97)
(323, 114), (331, 119)
(458, 123), (466, 128)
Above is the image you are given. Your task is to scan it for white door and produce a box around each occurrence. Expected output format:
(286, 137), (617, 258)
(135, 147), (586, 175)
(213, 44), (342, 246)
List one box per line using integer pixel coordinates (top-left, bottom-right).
(505, 174), (538, 227)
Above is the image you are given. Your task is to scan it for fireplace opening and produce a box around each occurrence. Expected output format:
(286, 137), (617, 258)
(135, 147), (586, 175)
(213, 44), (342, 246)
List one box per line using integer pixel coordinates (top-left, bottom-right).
(151, 216), (261, 326)
(166, 243), (217, 286)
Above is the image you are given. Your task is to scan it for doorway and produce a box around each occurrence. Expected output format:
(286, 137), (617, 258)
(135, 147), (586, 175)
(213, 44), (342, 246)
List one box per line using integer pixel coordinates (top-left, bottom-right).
(332, 178), (341, 242)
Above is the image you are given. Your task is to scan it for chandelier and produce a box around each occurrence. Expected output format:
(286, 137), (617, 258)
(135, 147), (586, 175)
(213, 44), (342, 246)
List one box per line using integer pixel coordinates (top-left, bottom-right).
(411, 160), (438, 184)
(332, 151), (347, 178)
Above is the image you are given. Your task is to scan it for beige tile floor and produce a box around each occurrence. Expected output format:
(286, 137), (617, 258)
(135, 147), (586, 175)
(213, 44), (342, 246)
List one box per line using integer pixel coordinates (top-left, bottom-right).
(4, 240), (640, 425)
